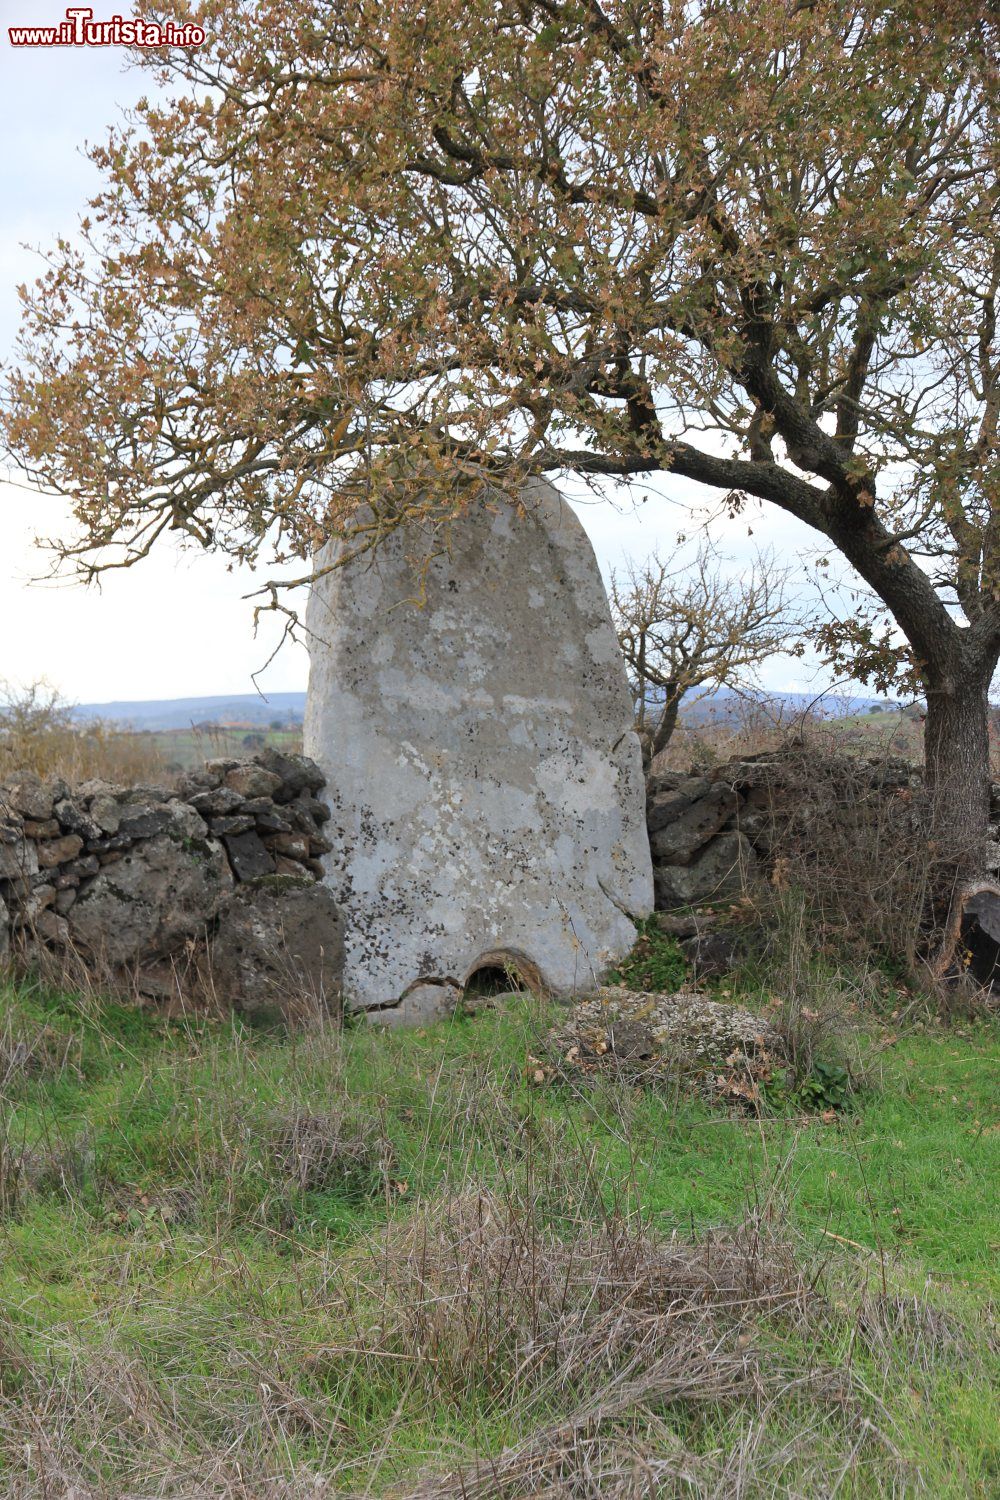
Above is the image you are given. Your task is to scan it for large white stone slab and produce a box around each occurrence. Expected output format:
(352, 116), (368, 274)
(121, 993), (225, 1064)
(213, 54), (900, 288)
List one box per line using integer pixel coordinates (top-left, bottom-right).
(304, 479), (653, 1021)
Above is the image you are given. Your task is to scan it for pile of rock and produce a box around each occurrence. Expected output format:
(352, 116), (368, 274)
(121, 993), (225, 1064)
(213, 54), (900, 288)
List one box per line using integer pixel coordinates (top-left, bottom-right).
(175, 751), (332, 882)
(0, 751), (342, 1020)
(539, 985), (781, 1100)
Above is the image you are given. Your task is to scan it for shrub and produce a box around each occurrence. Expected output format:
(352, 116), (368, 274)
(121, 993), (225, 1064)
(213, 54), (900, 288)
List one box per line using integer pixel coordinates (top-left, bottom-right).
(745, 747), (971, 979)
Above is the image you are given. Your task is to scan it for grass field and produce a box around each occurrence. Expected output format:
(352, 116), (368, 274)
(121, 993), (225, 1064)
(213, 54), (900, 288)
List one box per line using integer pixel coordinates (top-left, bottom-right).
(0, 972), (996, 1496)
(148, 725), (305, 771)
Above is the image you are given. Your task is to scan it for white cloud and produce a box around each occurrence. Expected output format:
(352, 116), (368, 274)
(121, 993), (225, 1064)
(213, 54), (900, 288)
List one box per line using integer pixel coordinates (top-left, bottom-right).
(0, 479), (310, 700)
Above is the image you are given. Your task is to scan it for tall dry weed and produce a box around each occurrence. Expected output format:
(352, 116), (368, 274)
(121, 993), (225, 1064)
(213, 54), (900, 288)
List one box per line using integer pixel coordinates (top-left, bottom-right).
(0, 680), (167, 785)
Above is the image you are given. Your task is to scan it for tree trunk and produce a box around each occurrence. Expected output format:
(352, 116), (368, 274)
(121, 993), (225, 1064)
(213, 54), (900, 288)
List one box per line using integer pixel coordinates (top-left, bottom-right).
(923, 673), (992, 877)
(650, 685), (682, 760)
(914, 655), (1000, 978)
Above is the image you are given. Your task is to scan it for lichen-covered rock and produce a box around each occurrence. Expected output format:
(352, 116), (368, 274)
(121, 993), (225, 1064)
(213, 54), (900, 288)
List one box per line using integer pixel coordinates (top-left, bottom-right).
(255, 750), (326, 802)
(645, 778), (711, 835)
(67, 834), (233, 963)
(648, 782), (740, 864)
(0, 838), (38, 882)
(223, 764), (283, 800)
(208, 878), (343, 1021)
(654, 832), (757, 910)
(2, 772), (60, 822)
(53, 799), (103, 841)
(305, 479), (653, 1019)
(89, 794), (123, 834)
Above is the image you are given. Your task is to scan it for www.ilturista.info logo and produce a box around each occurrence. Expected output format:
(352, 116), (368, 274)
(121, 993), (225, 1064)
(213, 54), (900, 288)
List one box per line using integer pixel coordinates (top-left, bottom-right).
(8, 7), (205, 46)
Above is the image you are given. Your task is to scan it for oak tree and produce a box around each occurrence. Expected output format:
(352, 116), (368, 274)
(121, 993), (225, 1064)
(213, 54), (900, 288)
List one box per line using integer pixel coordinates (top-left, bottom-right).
(3, 0), (998, 860)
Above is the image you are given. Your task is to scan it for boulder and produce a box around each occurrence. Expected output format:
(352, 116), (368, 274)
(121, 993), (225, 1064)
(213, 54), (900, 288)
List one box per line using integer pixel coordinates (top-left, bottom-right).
(0, 838), (38, 881)
(731, 804), (774, 855)
(89, 794), (123, 834)
(296, 794), (331, 826)
(253, 808), (293, 835)
(163, 799), (212, 842)
(53, 800), (103, 841)
(646, 778), (710, 834)
(1, 773), (57, 822)
(267, 831), (311, 862)
(255, 750), (326, 801)
(223, 830), (276, 881)
(653, 832), (757, 910)
(648, 782), (741, 864)
(208, 878), (344, 1021)
(36, 835), (85, 870)
(223, 764), (284, 800)
(121, 784), (174, 805)
(16, 883), (56, 926)
(67, 834), (232, 964)
(304, 478), (653, 1018)
(22, 818), (61, 840)
(32, 910), (70, 947)
(209, 814), (256, 837)
(175, 768), (223, 797)
(189, 787), (244, 818)
(117, 805), (171, 840)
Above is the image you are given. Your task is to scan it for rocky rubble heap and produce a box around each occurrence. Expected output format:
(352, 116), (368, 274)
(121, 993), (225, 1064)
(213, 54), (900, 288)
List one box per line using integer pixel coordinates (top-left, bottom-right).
(540, 985), (780, 1097)
(646, 748), (930, 911)
(0, 751), (342, 1019)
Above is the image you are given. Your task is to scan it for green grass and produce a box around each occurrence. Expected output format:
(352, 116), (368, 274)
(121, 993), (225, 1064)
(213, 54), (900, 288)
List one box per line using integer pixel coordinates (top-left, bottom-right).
(0, 974), (997, 1496)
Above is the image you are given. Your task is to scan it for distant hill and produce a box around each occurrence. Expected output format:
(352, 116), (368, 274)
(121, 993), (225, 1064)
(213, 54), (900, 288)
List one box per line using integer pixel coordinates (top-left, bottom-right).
(680, 688), (901, 725)
(70, 692), (308, 732)
(66, 686), (899, 734)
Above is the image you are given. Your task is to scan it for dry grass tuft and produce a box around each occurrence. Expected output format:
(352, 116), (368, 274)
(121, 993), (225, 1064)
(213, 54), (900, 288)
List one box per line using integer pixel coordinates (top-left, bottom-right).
(360, 1187), (810, 1388)
(271, 1106), (392, 1197)
(0, 1015), (80, 1088)
(327, 1186), (891, 1499)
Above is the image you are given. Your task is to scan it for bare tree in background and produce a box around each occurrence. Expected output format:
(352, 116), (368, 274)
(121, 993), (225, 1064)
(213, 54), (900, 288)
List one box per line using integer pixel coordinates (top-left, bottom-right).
(610, 546), (804, 766)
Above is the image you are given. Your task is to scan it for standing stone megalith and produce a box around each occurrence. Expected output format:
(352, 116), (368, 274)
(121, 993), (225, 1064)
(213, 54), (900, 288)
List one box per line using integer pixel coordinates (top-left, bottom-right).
(304, 479), (653, 1022)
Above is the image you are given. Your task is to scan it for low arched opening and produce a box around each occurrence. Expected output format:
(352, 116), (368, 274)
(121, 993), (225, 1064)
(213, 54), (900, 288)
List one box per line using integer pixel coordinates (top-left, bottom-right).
(461, 948), (547, 1001)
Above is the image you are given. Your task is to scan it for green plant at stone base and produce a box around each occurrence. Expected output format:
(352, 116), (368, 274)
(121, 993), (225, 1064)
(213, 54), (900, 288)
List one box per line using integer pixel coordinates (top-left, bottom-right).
(759, 1057), (854, 1116)
(604, 918), (688, 993)
(797, 1057), (853, 1112)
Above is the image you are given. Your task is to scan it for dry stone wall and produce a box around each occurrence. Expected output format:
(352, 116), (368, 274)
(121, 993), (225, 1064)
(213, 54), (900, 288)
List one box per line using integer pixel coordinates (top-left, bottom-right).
(645, 746), (1000, 911)
(0, 751), (342, 1019)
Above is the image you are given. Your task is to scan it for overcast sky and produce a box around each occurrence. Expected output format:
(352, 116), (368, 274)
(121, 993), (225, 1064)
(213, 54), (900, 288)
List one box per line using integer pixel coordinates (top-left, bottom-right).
(0, 4), (830, 707)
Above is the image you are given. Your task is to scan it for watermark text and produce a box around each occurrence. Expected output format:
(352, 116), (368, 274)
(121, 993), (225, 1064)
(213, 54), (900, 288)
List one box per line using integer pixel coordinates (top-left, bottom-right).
(8, 7), (205, 47)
